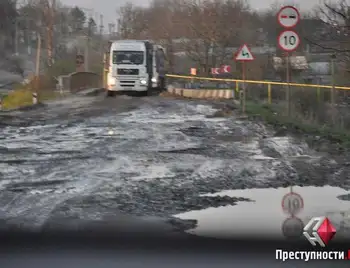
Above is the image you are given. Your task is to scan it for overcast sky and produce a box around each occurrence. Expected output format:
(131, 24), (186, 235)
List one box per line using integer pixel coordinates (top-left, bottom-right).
(60, 0), (327, 26)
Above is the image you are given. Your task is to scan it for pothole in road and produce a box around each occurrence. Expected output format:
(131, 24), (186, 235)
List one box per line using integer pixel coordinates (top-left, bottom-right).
(159, 147), (207, 154)
(338, 193), (350, 201)
(47, 173), (254, 224)
(6, 179), (70, 192)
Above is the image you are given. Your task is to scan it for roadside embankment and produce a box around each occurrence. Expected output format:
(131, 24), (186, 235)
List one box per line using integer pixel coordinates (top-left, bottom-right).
(164, 86), (350, 153)
(0, 88), (62, 111)
(243, 102), (350, 150)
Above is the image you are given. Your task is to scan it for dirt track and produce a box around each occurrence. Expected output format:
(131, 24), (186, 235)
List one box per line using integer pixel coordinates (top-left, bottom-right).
(0, 92), (349, 235)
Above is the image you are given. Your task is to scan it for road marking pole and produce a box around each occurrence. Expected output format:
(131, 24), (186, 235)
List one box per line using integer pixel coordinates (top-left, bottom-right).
(268, 83), (272, 104)
(190, 68), (196, 88)
(234, 43), (255, 113)
(34, 32), (41, 103)
(32, 92), (38, 105)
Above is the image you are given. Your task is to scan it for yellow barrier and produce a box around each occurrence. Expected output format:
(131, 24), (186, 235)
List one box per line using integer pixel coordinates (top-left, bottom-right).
(165, 74), (350, 91)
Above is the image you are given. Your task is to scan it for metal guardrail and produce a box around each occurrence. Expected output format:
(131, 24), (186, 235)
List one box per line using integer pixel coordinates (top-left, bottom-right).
(166, 74), (350, 108)
(165, 74), (350, 91)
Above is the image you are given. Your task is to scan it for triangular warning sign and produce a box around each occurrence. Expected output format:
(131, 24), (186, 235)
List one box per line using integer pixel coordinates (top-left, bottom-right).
(235, 44), (255, 61)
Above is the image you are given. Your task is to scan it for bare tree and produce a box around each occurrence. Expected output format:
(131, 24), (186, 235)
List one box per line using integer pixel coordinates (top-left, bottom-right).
(115, 0), (262, 75)
(303, 0), (350, 84)
(117, 2), (148, 39)
(0, 0), (17, 53)
(178, 0), (253, 75)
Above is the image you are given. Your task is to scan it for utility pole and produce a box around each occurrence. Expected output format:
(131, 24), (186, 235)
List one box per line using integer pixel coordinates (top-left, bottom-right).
(108, 23), (115, 39)
(117, 19), (121, 39)
(15, 18), (19, 55)
(35, 32), (42, 93)
(51, 0), (56, 64)
(99, 14), (104, 37)
(43, 0), (54, 67)
(14, 0), (19, 55)
(82, 8), (93, 72)
(26, 17), (31, 55)
(99, 14), (104, 54)
(85, 15), (92, 71)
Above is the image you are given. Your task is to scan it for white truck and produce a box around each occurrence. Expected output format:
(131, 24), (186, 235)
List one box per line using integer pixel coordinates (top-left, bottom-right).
(106, 40), (167, 96)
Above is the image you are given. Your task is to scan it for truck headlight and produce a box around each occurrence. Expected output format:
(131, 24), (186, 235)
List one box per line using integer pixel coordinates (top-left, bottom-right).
(108, 75), (115, 86)
(151, 77), (157, 83)
(140, 79), (147, 85)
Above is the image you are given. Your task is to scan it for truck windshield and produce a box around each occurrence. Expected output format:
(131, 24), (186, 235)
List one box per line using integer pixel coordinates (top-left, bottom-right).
(112, 51), (144, 65)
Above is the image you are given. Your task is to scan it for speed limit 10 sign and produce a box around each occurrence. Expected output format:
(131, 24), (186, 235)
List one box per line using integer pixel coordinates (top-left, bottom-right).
(282, 191), (304, 215)
(278, 30), (300, 52)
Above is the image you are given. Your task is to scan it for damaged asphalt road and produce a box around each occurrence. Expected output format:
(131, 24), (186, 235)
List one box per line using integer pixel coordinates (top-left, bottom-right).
(0, 92), (350, 235)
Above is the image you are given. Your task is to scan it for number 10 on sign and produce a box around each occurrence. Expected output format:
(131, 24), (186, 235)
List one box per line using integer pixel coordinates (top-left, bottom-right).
(278, 30), (300, 52)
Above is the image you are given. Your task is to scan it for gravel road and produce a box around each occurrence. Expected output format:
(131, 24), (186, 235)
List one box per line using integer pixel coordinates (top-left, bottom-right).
(0, 92), (349, 237)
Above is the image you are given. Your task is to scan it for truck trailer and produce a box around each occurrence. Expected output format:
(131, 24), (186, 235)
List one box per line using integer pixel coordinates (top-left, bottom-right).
(106, 39), (167, 96)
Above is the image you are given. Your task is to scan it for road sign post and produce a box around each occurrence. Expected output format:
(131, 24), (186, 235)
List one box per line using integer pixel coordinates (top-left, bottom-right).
(286, 52), (290, 116)
(235, 44), (254, 114)
(331, 54), (336, 124)
(277, 6), (300, 117)
(278, 30), (300, 116)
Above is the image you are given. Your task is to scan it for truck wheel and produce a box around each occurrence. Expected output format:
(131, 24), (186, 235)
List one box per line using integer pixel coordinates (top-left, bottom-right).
(159, 78), (166, 91)
(139, 89), (149, 97)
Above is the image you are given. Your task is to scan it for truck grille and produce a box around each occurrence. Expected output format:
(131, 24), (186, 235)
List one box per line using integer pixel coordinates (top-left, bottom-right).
(120, 81), (135, 87)
(117, 68), (139, 75)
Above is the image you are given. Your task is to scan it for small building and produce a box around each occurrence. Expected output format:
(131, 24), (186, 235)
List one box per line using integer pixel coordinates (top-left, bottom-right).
(272, 56), (309, 82)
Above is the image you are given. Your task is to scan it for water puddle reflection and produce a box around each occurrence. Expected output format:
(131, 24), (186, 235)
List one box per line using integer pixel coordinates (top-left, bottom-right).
(175, 186), (350, 240)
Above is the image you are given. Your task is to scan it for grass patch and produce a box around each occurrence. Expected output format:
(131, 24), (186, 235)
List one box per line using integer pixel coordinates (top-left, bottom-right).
(1, 88), (60, 110)
(244, 102), (350, 147)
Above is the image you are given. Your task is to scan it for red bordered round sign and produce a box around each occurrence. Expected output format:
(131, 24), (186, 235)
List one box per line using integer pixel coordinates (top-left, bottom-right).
(281, 191), (304, 215)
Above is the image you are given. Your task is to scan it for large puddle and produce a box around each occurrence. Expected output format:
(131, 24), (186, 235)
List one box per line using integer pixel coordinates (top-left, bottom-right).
(175, 186), (350, 240)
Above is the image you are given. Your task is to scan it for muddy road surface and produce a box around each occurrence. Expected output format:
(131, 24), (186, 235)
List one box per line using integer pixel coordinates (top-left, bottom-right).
(0, 93), (349, 239)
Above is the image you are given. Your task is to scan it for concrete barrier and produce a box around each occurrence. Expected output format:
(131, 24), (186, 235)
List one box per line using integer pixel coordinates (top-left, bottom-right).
(166, 86), (234, 99)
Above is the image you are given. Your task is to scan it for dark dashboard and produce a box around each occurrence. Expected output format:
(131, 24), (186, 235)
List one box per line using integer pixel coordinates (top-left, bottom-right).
(0, 230), (348, 267)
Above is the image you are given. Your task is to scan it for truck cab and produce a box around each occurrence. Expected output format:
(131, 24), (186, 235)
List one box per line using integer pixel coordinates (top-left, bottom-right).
(106, 40), (166, 96)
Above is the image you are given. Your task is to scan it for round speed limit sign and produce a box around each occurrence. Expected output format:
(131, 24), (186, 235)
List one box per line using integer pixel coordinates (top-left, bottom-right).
(278, 30), (300, 52)
(281, 192), (304, 215)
